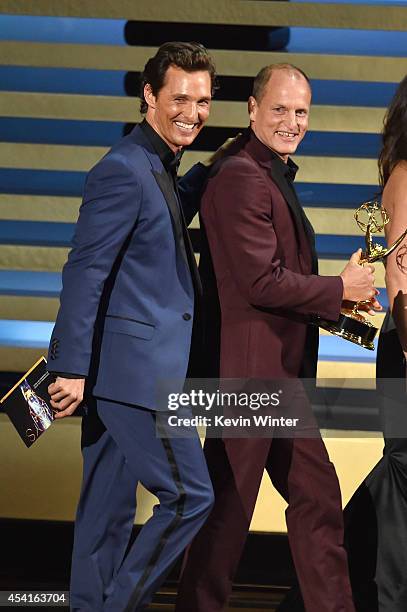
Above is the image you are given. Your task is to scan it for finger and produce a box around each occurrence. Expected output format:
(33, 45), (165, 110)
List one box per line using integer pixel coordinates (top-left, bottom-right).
(54, 403), (79, 419)
(350, 248), (362, 264)
(357, 304), (375, 315)
(363, 290), (376, 301)
(51, 395), (82, 412)
(50, 399), (66, 411)
(59, 396), (82, 411)
(357, 302), (372, 312)
(50, 390), (70, 402)
(363, 297), (382, 311)
(364, 298), (382, 311)
(48, 381), (63, 394)
(371, 298), (383, 309)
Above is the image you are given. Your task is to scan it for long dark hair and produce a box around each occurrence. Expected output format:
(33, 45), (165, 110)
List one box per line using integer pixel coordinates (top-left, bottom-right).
(378, 74), (407, 188)
(139, 41), (218, 114)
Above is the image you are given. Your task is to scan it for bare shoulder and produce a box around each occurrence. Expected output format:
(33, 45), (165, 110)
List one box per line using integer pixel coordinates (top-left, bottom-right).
(391, 160), (407, 181)
(382, 162), (407, 246)
(385, 161), (407, 196)
(383, 161), (407, 213)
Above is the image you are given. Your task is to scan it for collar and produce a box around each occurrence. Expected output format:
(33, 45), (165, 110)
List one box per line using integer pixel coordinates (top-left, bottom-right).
(246, 128), (299, 182)
(286, 157), (299, 182)
(140, 119), (183, 174)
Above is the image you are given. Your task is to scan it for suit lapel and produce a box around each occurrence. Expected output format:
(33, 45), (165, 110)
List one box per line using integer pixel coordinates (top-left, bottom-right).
(268, 160), (304, 241)
(242, 129), (318, 274)
(130, 125), (202, 294)
(152, 164), (204, 300)
(152, 168), (202, 295)
(128, 126), (185, 258)
(151, 168), (189, 266)
(300, 211), (318, 274)
(268, 160), (318, 274)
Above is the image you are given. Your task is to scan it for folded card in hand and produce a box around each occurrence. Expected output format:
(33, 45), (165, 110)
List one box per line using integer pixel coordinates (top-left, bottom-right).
(1, 357), (55, 447)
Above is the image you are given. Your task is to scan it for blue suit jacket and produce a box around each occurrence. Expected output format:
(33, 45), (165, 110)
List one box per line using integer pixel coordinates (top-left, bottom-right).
(47, 125), (207, 410)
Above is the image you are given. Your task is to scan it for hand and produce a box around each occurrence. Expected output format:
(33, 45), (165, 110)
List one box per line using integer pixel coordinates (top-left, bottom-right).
(48, 377), (85, 419)
(201, 133), (242, 167)
(340, 249), (376, 302)
(342, 290), (383, 316)
(358, 291), (383, 315)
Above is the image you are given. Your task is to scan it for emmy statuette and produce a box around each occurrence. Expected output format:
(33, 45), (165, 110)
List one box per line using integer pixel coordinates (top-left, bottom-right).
(319, 200), (407, 350)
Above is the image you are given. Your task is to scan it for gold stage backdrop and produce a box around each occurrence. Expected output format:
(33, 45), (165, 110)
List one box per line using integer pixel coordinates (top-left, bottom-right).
(0, 0), (404, 527)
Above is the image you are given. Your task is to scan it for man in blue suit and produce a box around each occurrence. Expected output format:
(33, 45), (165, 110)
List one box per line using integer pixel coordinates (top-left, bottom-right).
(46, 42), (217, 611)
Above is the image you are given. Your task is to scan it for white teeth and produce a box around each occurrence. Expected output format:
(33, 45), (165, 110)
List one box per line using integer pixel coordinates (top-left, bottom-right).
(277, 131), (297, 137)
(175, 121), (195, 130)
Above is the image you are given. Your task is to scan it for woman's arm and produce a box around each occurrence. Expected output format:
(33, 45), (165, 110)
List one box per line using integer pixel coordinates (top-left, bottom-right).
(383, 161), (407, 360)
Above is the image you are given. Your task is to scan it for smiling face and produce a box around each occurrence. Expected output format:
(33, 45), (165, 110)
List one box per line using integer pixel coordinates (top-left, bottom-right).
(248, 69), (311, 162)
(144, 65), (212, 152)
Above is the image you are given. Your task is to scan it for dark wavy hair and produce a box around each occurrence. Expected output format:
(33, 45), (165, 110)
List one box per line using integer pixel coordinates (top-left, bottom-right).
(378, 74), (407, 188)
(139, 41), (218, 114)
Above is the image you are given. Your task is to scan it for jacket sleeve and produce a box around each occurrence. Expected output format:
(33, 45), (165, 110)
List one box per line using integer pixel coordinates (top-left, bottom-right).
(47, 154), (142, 376)
(210, 158), (343, 320)
(178, 162), (210, 226)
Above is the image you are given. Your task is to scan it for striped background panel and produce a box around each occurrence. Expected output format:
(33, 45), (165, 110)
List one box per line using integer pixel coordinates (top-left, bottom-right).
(0, 41), (406, 81)
(1, 0), (406, 30)
(0, 3), (404, 381)
(0, 92), (389, 132)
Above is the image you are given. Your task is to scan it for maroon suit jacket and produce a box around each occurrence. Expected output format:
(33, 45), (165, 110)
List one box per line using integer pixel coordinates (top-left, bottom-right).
(200, 129), (343, 381)
(198, 129), (344, 511)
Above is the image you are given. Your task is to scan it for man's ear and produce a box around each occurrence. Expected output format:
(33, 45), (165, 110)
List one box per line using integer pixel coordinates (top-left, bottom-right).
(248, 96), (257, 122)
(144, 83), (156, 110)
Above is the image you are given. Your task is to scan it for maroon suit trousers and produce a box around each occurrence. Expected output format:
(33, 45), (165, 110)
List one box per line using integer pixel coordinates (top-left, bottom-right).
(175, 435), (355, 612)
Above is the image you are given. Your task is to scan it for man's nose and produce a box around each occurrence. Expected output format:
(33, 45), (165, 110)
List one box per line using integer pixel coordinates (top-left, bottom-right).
(182, 101), (198, 121)
(285, 110), (298, 130)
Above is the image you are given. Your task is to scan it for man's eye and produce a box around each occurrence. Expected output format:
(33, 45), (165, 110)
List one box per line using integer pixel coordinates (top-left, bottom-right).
(273, 107), (285, 113)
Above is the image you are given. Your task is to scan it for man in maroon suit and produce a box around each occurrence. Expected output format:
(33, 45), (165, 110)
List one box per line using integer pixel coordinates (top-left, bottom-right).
(175, 64), (378, 612)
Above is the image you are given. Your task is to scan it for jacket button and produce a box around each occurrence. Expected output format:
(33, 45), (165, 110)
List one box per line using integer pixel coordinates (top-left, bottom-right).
(183, 313), (192, 321)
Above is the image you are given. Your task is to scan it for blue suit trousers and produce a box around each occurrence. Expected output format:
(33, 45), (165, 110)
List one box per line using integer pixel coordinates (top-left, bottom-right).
(70, 399), (214, 611)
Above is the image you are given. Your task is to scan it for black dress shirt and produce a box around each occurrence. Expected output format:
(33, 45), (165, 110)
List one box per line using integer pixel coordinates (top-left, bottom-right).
(141, 119), (202, 295)
(139, 119), (183, 192)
